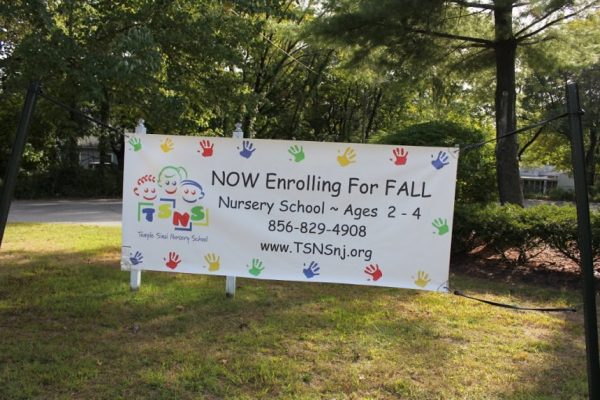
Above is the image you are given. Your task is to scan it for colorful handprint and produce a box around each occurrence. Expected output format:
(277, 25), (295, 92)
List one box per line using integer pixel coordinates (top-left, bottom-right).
(128, 137), (142, 152)
(239, 140), (256, 159)
(392, 147), (408, 165)
(129, 251), (143, 266)
(204, 253), (220, 272)
(288, 145), (305, 162)
(165, 251), (181, 269)
(161, 138), (175, 153)
(337, 147), (356, 167)
(302, 261), (320, 279)
(431, 151), (450, 170)
(247, 258), (264, 276)
(414, 271), (431, 288)
(364, 264), (383, 281)
(198, 140), (214, 157)
(432, 218), (449, 236)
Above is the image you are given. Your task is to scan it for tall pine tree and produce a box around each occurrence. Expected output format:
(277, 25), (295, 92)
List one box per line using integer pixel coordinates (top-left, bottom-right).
(315, 0), (598, 205)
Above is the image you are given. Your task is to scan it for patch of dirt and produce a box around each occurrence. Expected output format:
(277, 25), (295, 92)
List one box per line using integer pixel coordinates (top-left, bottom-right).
(450, 246), (600, 290)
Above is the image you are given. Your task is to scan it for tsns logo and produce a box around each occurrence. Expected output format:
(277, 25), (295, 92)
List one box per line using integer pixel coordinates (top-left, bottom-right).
(133, 166), (209, 231)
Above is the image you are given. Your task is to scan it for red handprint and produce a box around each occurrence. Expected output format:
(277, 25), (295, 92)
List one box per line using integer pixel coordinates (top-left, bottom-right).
(198, 140), (214, 157)
(164, 252), (181, 269)
(392, 147), (408, 165)
(364, 264), (383, 281)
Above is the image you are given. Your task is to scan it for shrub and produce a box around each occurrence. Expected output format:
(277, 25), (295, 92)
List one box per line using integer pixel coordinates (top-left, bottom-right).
(371, 121), (496, 204)
(14, 166), (122, 199)
(546, 187), (575, 201)
(452, 203), (599, 265)
(525, 187), (575, 201)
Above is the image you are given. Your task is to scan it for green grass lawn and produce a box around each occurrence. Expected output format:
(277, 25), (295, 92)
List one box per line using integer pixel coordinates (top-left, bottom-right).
(0, 223), (593, 399)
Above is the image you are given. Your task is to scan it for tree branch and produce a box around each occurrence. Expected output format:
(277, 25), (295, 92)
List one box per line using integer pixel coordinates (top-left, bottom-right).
(519, 35), (556, 46)
(442, 8), (490, 20)
(447, 1), (496, 10)
(518, 126), (544, 160)
(450, 47), (491, 68)
(409, 27), (493, 46)
(515, 7), (556, 37)
(516, 2), (598, 43)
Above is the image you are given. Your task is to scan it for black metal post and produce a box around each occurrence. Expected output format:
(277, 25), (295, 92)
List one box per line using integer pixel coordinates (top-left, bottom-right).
(566, 82), (600, 400)
(0, 81), (40, 248)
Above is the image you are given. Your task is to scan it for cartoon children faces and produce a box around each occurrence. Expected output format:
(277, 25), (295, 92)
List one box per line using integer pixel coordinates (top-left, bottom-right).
(157, 166), (188, 197)
(154, 166), (205, 203)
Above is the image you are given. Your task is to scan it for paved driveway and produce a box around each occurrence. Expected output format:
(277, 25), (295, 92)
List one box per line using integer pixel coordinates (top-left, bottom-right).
(7, 199), (122, 226)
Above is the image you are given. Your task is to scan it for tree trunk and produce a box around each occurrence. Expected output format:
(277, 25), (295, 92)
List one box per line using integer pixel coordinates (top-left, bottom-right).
(494, 4), (524, 206)
(586, 126), (598, 187)
(364, 87), (383, 142)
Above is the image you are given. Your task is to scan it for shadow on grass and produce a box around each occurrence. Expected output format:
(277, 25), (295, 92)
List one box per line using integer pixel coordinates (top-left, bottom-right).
(0, 245), (590, 399)
(497, 307), (589, 399)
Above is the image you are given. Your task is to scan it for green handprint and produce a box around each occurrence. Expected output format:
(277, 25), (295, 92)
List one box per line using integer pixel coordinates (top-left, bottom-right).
(248, 258), (265, 276)
(128, 137), (142, 152)
(432, 218), (449, 236)
(288, 145), (305, 162)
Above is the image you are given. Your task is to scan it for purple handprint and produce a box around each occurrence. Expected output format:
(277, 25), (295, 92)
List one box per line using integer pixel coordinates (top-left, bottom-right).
(431, 151), (450, 170)
(239, 140), (256, 159)
(129, 251), (143, 266)
(302, 261), (320, 279)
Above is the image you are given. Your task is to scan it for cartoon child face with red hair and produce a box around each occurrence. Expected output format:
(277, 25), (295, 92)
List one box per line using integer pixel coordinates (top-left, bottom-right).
(133, 174), (158, 201)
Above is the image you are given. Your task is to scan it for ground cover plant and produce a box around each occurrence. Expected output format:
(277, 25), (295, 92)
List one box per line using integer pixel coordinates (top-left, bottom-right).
(0, 224), (592, 399)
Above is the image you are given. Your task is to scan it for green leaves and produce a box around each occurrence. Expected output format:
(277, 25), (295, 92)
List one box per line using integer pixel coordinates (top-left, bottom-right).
(371, 121), (497, 203)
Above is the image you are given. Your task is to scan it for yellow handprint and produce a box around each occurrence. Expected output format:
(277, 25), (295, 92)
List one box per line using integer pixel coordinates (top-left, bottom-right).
(204, 253), (220, 272)
(414, 270), (431, 288)
(160, 138), (175, 153)
(337, 147), (356, 167)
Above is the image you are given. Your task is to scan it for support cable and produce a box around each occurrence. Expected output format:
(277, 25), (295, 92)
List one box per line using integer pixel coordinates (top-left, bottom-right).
(452, 290), (577, 313)
(451, 109), (579, 313)
(38, 88), (123, 136)
(458, 112), (570, 152)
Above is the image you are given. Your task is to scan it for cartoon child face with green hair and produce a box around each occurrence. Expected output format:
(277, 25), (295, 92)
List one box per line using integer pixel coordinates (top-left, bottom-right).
(157, 166), (188, 197)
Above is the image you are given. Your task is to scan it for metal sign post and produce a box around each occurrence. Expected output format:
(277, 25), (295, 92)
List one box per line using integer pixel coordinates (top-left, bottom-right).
(566, 82), (600, 400)
(0, 81), (41, 249)
(130, 119), (147, 290)
(225, 123), (244, 298)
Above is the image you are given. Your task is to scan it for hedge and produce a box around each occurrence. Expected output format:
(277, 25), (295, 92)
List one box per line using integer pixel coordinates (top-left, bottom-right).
(371, 121), (497, 204)
(14, 166), (122, 199)
(452, 203), (598, 265)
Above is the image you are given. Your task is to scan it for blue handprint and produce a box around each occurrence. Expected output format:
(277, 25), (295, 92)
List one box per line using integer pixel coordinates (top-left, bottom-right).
(239, 140), (256, 159)
(129, 251), (143, 266)
(431, 151), (450, 170)
(302, 261), (320, 279)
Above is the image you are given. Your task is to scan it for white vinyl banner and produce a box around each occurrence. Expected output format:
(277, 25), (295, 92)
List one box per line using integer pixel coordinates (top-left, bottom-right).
(121, 134), (459, 291)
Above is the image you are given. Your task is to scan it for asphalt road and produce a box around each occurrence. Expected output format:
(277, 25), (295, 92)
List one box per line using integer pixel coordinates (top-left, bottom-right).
(7, 199), (122, 226)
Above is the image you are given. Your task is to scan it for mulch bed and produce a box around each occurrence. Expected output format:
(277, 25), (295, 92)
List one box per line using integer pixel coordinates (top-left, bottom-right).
(450, 246), (600, 290)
